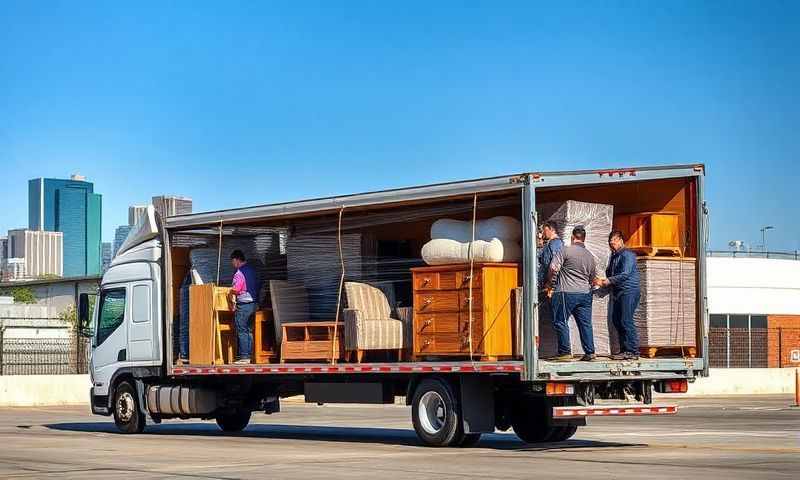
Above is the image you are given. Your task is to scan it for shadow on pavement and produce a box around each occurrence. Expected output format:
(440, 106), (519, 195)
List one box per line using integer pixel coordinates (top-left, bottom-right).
(43, 421), (641, 451)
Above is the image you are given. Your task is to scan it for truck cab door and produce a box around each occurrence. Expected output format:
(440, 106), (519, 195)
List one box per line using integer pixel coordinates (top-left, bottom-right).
(128, 281), (158, 363)
(90, 286), (129, 397)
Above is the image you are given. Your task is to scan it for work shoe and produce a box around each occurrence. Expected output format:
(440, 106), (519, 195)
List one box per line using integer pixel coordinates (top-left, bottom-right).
(580, 354), (596, 362)
(234, 358), (251, 365)
(610, 352), (627, 360)
(624, 352), (640, 360)
(548, 353), (573, 362)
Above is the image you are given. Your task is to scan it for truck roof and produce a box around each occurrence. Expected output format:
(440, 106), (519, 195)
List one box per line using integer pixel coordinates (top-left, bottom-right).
(164, 163), (704, 229)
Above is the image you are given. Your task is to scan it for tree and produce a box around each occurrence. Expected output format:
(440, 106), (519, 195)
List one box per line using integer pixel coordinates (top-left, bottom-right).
(0, 286), (37, 304)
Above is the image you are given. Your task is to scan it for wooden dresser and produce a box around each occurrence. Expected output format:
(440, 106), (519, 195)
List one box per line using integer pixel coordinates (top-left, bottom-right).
(411, 263), (518, 360)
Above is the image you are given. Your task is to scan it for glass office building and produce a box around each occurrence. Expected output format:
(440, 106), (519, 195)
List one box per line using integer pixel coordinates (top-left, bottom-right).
(28, 176), (102, 277)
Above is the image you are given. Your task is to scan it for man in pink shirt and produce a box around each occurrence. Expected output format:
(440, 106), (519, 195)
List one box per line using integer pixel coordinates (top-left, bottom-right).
(230, 250), (260, 364)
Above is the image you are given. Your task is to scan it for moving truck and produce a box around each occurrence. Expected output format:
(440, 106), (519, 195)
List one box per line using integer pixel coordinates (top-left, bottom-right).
(80, 164), (708, 446)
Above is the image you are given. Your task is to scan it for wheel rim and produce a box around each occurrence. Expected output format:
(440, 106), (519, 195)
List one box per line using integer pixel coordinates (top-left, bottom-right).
(418, 391), (446, 435)
(116, 391), (135, 423)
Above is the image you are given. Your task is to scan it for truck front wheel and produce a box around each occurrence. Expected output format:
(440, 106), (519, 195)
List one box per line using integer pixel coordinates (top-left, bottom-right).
(411, 378), (465, 447)
(216, 410), (251, 432)
(113, 380), (145, 434)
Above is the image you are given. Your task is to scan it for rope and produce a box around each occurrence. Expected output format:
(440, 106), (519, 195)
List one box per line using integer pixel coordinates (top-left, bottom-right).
(216, 221), (223, 285)
(468, 194), (477, 362)
(331, 207), (345, 364)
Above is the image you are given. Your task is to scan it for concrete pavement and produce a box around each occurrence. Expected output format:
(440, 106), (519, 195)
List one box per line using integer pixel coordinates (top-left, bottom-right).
(0, 395), (798, 479)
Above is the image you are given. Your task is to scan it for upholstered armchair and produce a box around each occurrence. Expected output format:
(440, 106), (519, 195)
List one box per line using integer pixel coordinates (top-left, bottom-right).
(343, 282), (412, 362)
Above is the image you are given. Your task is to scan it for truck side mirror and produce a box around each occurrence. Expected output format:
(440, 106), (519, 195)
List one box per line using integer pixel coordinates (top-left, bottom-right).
(78, 293), (92, 337)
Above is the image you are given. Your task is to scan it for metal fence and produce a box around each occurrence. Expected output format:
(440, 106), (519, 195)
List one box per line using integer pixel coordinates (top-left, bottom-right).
(707, 250), (800, 260)
(0, 334), (89, 375)
(709, 327), (800, 368)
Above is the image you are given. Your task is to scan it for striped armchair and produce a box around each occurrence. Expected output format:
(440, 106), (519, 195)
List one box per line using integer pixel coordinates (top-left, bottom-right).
(343, 282), (411, 362)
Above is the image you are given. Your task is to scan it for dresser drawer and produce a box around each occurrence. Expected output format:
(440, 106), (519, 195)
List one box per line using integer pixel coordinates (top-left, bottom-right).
(458, 289), (483, 311)
(414, 291), (460, 313)
(415, 313), (460, 334)
(455, 270), (482, 289)
(415, 333), (470, 354)
(414, 271), (461, 290)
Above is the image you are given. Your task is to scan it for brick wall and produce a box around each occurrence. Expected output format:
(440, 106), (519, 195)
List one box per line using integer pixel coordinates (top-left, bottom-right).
(767, 315), (800, 368)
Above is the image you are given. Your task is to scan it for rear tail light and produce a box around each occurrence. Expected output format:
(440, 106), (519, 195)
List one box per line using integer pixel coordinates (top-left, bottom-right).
(662, 379), (688, 393)
(545, 383), (575, 396)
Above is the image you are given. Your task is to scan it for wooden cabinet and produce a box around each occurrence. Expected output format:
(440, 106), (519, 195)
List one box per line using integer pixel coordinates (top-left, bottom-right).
(411, 263), (518, 360)
(614, 212), (682, 256)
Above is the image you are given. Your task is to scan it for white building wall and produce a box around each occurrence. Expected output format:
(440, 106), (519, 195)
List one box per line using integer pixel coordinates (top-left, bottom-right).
(707, 257), (800, 315)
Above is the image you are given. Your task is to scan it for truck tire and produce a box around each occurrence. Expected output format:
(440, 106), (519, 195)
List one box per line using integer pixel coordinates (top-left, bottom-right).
(216, 410), (251, 432)
(411, 378), (465, 447)
(511, 396), (552, 444)
(459, 433), (482, 447)
(548, 425), (578, 442)
(113, 380), (145, 434)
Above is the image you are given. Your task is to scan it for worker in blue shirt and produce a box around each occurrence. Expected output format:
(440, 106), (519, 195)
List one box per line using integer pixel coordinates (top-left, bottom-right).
(537, 221), (563, 290)
(598, 230), (641, 360)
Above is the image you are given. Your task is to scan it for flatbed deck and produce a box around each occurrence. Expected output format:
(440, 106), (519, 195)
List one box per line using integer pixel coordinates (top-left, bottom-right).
(171, 356), (702, 379)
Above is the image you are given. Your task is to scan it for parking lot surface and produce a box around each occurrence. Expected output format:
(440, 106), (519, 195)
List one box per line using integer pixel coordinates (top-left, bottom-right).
(1, 395), (798, 479)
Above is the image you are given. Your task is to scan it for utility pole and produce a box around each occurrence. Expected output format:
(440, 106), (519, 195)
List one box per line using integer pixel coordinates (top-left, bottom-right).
(760, 226), (774, 253)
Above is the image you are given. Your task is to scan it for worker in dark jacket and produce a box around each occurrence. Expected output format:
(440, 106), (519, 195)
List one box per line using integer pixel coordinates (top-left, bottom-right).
(537, 221), (563, 290)
(599, 230), (641, 360)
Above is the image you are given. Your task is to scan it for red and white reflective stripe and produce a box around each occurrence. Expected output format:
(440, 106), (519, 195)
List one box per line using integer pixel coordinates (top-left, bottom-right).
(172, 362), (524, 376)
(553, 404), (678, 418)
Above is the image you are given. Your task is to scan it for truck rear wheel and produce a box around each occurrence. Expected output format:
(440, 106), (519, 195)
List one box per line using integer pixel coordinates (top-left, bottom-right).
(548, 425), (578, 442)
(113, 381), (145, 434)
(216, 410), (251, 432)
(511, 396), (552, 443)
(411, 378), (465, 447)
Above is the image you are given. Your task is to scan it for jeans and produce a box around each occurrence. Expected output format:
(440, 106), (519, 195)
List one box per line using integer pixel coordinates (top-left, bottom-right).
(234, 302), (256, 360)
(610, 290), (641, 354)
(551, 291), (595, 355)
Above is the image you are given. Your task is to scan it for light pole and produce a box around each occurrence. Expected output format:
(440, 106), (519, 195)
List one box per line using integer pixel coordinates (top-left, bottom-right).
(760, 226), (774, 253)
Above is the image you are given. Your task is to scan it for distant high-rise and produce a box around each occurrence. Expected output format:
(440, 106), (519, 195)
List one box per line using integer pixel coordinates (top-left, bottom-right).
(112, 225), (132, 258)
(0, 236), (6, 263)
(152, 196), (192, 219)
(1, 258), (26, 282)
(101, 242), (112, 272)
(28, 175), (102, 277)
(7, 229), (63, 278)
(128, 205), (148, 227)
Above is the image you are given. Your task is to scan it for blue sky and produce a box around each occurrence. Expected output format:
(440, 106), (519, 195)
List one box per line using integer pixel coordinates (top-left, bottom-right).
(1, 1), (798, 252)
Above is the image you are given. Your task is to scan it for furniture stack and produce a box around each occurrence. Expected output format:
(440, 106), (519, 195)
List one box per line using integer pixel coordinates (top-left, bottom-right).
(410, 263), (518, 360)
(536, 201), (616, 357)
(634, 257), (697, 357)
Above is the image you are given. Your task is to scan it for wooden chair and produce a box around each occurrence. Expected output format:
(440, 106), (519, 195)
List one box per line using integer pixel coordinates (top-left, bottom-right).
(269, 280), (343, 362)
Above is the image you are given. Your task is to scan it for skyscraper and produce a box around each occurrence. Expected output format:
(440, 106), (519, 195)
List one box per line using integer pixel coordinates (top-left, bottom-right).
(112, 225), (132, 258)
(128, 205), (148, 226)
(7, 229), (63, 278)
(152, 195), (192, 219)
(101, 242), (112, 272)
(28, 175), (102, 277)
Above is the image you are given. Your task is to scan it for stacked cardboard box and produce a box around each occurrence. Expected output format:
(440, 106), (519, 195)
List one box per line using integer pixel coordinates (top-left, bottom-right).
(634, 257), (696, 349)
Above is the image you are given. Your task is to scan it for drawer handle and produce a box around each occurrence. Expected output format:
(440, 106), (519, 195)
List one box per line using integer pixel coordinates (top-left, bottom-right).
(422, 277), (431, 286)
(463, 297), (472, 305)
(461, 275), (472, 284)
(424, 298), (433, 306)
(423, 318), (433, 327)
(421, 339), (432, 348)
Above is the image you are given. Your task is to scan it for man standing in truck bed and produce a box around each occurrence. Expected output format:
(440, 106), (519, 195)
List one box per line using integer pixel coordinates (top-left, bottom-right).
(230, 249), (261, 364)
(599, 230), (641, 360)
(544, 226), (599, 362)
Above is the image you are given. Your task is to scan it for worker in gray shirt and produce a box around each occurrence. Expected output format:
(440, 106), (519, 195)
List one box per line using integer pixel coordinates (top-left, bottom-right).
(544, 226), (599, 361)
